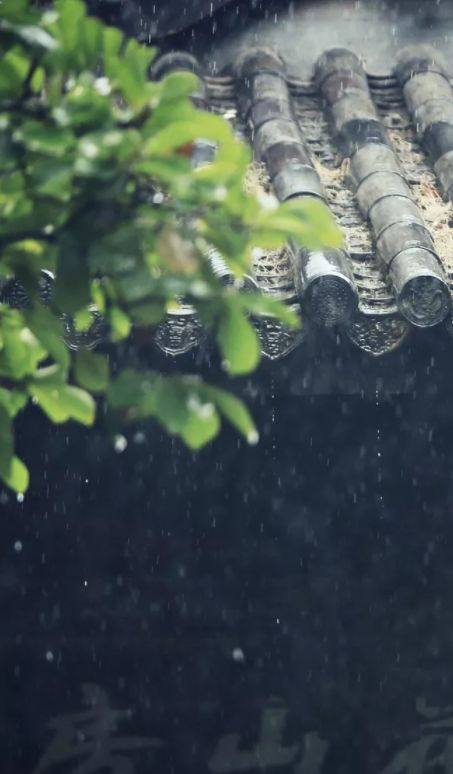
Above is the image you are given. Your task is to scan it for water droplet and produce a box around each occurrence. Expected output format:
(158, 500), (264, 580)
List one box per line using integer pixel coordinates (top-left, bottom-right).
(14, 541), (23, 553)
(45, 650), (54, 663)
(247, 430), (259, 445)
(232, 647), (245, 663)
(16, 493), (24, 503)
(114, 435), (128, 453)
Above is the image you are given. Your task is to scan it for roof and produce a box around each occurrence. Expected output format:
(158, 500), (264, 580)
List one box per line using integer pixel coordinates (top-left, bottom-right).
(152, 45), (453, 359)
(4, 43), (453, 366)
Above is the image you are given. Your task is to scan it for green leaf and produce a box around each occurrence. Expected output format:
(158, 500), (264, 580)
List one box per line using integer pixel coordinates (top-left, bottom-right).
(29, 384), (67, 422)
(109, 307), (131, 341)
(0, 20), (57, 51)
(177, 400), (220, 448)
(29, 381), (95, 425)
(73, 308), (92, 332)
(53, 0), (85, 69)
(128, 301), (166, 326)
(115, 268), (156, 304)
(75, 350), (108, 393)
(217, 298), (261, 376)
(54, 233), (90, 314)
(239, 293), (300, 328)
(102, 25), (123, 66)
(0, 119), (18, 173)
(254, 198), (343, 252)
(13, 121), (75, 158)
(0, 387), (28, 418)
(0, 0), (35, 24)
(2, 239), (56, 283)
(108, 368), (151, 411)
(59, 384), (96, 424)
(57, 86), (112, 130)
(30, 66), (44, 92)
(141, 97), (195, 134)
(0, 406), (14, 480)
(145, 111), (234, 155)
(108, 371), (258, 449)
(133, 155), (191, 183)
(1, 456), (29, 494)
(27, 157), (74, 201)
(89, 225), (140, 276)
(25, 305), (70, 371)
(108, 371), (221, 449)
(160, 71), (199, 101)
(0, 310), (45, 379)
(90, 281), (105, 314)
(153, 377), (220, 449)
(199, 215), (250, 273)
(118, 39), (154, 104)
(80, 16), (102, 70)
(0, 46), (30, 98)
(202, 385), (258, 445)
(0, 403), (28, 491)
(32, 363), (66, 386)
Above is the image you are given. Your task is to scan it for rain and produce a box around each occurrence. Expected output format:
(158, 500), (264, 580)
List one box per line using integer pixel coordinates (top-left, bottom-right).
(3, 1), (453, 774)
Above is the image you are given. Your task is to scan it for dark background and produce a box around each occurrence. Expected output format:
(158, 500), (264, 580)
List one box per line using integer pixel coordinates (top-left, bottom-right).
(3, 329), (453, 773)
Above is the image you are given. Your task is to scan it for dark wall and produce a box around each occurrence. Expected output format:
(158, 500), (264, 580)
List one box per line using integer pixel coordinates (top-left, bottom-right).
(3, 334), (453, 774)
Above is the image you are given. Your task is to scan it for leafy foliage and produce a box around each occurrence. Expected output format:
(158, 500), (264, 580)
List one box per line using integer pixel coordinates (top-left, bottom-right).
(0, 0), (342, 492)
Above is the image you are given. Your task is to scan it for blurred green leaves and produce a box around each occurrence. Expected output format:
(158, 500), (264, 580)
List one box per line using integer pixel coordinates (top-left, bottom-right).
(75, 350), (109, 393)
(0, 0), (341, 493)
(217, 297), (261, 376)
(108, 370), (257, 450)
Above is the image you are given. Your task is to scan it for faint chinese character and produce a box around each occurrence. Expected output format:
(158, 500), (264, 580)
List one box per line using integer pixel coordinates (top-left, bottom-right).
(208, 699), (328, 773)
(380, 696), (453, 774)
(293, 733), (329, 774)
(32, 683), (164, 774)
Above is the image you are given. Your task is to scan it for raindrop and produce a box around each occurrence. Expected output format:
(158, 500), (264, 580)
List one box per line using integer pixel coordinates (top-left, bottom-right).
(270, 377), (277, 466)
(16, 493), (24, 503)
(114, 435), (128, 453)
(45, 650), (54, 663)
(375, 388), (385, 509)
(14, 541), (23, 553)
(232, 647), (245, 663)
(247, 430), (259, 446)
